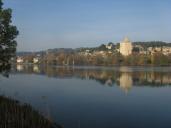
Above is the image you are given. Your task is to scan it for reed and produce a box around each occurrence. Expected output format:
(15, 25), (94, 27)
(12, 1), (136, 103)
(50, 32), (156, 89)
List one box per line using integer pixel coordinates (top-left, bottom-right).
(0, 96), (63, 128)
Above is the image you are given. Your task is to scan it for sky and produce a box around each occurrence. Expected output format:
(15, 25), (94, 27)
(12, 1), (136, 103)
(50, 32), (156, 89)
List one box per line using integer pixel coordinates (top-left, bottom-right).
(3, 0), (171, 51)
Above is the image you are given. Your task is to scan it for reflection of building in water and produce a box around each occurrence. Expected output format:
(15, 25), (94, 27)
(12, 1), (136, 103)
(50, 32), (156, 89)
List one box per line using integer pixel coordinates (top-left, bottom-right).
(15, 65), (171, 89)
(119, 66), (132, 72)
(33, 65), (40, 73)
(16, 65), (24, 71)
(162, 76), (171, 84)
(145, 72), (171, 85)
(119, 72), (132, 92)
(105, 79), (113, 85)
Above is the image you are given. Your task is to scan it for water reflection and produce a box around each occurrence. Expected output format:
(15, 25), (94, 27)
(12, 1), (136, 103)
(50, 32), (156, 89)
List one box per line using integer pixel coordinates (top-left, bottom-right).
(16, 64), (24, 71)
(119, 72), (132, 92)
(13, 65), (171, 92)
(2, 64), (171, 128)
(0, 65), (63, 128)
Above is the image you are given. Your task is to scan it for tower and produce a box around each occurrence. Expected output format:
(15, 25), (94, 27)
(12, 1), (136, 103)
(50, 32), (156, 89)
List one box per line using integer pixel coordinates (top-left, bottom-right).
(120, 37), (133, 56)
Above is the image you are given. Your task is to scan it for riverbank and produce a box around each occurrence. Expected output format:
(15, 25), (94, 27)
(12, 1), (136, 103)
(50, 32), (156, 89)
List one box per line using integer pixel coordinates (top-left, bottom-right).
(0, 96), (63, 128)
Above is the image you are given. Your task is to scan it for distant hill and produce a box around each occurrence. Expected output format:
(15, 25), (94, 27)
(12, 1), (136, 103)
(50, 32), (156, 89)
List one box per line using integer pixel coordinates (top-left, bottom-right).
(47, 48), (75, 54)
(133, 41), (171, 48)
(17, 48), (75, 56)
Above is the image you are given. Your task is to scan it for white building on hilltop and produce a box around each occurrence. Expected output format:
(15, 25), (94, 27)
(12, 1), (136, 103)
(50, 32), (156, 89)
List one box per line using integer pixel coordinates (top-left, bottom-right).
(120, 37), (133, 56)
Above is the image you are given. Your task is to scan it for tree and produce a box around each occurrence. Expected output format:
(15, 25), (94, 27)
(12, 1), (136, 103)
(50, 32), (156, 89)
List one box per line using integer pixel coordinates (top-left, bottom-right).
(0, 0), (19, 64)
(151, 52), (169, 66)
(98, 44), (107, 51)
(0, 0), (18, 75)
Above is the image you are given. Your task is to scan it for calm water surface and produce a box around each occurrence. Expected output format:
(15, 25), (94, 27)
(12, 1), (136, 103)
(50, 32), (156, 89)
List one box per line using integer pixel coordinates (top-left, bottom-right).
(1, 65), (171, 128)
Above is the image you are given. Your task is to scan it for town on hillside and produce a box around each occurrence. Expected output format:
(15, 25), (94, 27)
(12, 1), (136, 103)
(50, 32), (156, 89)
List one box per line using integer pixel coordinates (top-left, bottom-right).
(15, 37), (171, 66)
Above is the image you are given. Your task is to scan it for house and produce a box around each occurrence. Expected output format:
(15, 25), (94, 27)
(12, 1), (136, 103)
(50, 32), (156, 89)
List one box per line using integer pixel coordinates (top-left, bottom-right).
(106, 43), (113, 50)
(33, 57), (40, 64)
(162, 46), (171, 55)
(16, 57), (24, 63)
(147, 47), (162, 55)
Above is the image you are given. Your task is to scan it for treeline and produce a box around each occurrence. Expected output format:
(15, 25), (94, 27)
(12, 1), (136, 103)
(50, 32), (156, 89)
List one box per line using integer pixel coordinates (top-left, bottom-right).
(16, 41), (171, 66)
(33, 52), (171, 66)
(119, 53), (171, 66)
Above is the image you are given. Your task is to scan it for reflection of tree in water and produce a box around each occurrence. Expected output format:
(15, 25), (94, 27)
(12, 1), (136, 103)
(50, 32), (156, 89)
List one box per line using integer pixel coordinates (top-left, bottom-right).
(15, 65), (171, 92)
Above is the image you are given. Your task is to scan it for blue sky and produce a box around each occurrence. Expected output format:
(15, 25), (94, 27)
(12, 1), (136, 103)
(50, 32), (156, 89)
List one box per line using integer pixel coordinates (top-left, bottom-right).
(3, 0), (171, 51)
